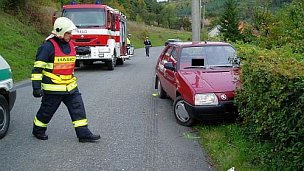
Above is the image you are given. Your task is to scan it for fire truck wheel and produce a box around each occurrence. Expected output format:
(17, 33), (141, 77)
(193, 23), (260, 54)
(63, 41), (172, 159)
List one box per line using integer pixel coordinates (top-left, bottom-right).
(116, 58), (124, 65)
(83, 61), (93, 65)
(107, 59), (115, 70)
(75, 61), (80, 67)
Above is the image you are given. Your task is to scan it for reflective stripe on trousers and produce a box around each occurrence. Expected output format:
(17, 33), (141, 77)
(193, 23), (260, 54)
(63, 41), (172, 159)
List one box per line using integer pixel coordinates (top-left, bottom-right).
(33, 91), (89, 129)
(33, 116), (47, 127)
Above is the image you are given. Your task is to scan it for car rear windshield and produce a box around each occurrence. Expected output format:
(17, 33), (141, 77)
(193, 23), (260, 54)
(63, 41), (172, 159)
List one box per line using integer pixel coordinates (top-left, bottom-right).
(63, 8), (106, 28)
(180, 45), (236, 69)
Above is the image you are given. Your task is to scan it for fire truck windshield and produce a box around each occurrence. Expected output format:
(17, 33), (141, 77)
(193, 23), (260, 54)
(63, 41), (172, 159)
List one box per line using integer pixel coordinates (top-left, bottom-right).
(63, 8), (106, 28)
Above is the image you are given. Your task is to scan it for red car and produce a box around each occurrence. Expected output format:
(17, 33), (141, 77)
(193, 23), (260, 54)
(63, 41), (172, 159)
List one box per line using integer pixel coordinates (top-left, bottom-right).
(155, 41), (240, 126)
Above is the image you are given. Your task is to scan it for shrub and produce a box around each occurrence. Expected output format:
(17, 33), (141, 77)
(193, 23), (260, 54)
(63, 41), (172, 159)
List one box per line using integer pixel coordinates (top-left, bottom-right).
(235, 43), (304, 170)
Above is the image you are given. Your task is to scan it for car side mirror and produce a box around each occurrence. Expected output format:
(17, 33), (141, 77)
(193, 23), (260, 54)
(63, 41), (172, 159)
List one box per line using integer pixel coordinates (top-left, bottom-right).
(164, 62), (175, 71)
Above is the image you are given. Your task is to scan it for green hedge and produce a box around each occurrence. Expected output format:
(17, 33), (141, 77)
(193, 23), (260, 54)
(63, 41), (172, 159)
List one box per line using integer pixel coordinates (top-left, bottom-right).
(235, 43), (304, 170)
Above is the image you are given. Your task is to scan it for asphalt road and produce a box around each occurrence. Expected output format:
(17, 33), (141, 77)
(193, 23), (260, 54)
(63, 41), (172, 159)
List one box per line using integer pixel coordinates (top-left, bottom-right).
(0, 47), (215, 171)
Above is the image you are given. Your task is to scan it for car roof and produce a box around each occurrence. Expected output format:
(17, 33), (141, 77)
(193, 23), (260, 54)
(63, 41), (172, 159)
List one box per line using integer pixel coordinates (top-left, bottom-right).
(169, 41), (231, 47)
(166, 39), (181, 41)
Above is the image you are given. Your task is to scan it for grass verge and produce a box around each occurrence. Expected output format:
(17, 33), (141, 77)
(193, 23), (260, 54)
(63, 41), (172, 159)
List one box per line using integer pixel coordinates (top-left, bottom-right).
(196, 123), (269, 171)
(0, 11), (44, 82)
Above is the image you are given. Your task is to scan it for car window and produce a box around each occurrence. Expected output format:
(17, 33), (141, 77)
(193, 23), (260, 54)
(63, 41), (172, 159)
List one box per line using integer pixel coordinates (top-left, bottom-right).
(205, 45), (236, 66)
(180, 47), (205, 69)
(171, 47), (178, 61)
(165, 46), (173, 56)
(179, 45), (236, 69)
(162, 46), (174, 63)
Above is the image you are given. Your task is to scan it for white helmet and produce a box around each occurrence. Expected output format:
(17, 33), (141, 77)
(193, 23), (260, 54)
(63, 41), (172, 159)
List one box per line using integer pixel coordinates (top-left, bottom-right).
(52, 17), (77, 38)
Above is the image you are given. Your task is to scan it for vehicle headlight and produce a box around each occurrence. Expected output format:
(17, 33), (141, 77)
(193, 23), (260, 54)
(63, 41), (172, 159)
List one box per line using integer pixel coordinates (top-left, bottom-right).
(195, 93), (218, 105)
(98, 47), (111, 53)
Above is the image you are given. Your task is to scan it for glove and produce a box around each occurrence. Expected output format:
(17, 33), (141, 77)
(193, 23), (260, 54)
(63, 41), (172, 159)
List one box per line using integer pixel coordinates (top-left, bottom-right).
(33, 89), (44, 98)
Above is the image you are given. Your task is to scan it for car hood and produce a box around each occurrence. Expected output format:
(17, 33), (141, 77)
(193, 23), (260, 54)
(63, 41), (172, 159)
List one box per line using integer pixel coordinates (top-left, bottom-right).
(179, 68), (240, 93)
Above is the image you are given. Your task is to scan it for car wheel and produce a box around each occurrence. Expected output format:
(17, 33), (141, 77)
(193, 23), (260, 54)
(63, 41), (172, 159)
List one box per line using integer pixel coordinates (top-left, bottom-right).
(173, 96), (195, 127)
(0, 95), (9, 139)
(157, 79), (167, 99)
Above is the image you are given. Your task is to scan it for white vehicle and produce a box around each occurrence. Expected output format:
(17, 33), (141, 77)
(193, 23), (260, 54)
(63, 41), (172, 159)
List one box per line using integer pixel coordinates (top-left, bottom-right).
(0, 55), (16, 139)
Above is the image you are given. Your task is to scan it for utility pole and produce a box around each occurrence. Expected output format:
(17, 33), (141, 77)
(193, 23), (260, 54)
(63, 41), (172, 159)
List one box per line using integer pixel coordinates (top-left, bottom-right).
(192, 0), (201, 42)
(202, 0), (207, 40)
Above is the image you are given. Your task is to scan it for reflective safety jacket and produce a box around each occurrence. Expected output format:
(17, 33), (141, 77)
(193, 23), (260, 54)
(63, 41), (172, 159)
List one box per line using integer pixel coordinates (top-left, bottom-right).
(127, 38), (131, 45)
(31, 37), (78, 94)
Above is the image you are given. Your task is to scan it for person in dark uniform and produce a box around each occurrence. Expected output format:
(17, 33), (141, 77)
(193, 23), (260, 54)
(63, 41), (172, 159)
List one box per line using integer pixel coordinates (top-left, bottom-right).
(144, 36), (152, 57)
(31, 17), (100, 142)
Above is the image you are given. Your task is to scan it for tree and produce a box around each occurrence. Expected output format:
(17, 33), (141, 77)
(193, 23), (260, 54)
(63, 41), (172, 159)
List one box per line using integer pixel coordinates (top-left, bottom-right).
(219, 0), (242, 42)
(159, 4), (177, 28)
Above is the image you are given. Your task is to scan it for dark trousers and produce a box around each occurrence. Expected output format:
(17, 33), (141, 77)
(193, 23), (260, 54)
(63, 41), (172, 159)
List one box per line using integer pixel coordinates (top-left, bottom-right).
(145, 46), (150, 56)
(33, 90), (92, 138)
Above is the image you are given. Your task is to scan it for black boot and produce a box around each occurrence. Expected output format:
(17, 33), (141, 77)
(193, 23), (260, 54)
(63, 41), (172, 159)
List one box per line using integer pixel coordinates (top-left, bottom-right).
(75, 126), (100, 142)
(32, 125), (48, 140)
(32, 132), (48, 140)
(79, 133), (101, 143)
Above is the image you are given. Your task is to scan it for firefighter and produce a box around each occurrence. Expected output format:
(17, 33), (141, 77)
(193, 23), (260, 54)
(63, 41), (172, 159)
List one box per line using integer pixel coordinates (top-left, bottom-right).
(126, 34), (132, 55)
(127, 34), (131, 46)
(144, 36), (152, 57)
(31, 17), (100, 142)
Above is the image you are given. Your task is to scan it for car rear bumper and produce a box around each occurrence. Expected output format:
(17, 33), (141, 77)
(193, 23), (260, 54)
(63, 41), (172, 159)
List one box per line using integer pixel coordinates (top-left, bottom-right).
(184, 101), (238, 120)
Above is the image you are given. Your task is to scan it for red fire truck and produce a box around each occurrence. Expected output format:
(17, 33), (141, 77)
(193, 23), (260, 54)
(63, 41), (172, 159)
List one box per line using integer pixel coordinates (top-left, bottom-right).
(53, 1), (131, 70)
